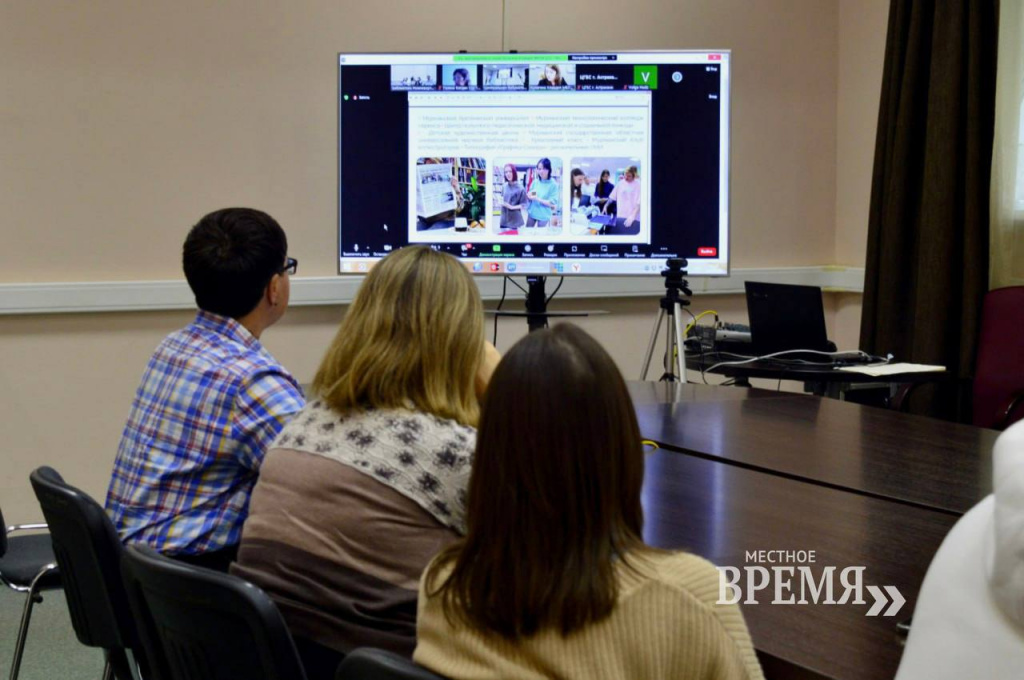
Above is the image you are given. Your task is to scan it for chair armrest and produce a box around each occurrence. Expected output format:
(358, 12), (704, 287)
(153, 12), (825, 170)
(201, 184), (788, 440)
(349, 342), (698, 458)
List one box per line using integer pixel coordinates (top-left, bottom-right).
(5, 523), (48, 536)
(29, 562), (59, 587)
(997, 391), (1024, 430)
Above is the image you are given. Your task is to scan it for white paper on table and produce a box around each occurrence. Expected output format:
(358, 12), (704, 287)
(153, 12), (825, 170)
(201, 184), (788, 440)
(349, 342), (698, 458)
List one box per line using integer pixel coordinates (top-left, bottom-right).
(836, 362), (946, 377)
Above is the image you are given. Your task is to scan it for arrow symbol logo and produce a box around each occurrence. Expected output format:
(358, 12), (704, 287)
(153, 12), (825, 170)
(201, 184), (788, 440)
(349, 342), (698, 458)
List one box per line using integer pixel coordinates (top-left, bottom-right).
(866, 585), (905, 617)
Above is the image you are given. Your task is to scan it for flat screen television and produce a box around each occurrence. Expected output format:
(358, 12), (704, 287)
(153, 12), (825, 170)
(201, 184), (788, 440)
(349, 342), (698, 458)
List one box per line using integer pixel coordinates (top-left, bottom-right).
(338, 50), (730, 276)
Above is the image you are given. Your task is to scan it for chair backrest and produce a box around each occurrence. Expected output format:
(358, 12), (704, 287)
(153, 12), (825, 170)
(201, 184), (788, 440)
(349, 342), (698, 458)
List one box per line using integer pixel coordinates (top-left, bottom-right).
(336, 648), (446, 680)
(0, 505), (7, 558)
(28, 466), (137, 651)
(121, 544), (308, 680)
(974, 286), (1024, 429)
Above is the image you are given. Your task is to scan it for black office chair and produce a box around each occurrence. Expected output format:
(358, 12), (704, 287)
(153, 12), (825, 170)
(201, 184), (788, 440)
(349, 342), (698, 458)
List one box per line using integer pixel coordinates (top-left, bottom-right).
(0, 505), (61, 680)
(336, 648), (446, 680)
(29, 466), (146, 680)
(120, 544), (308, 680)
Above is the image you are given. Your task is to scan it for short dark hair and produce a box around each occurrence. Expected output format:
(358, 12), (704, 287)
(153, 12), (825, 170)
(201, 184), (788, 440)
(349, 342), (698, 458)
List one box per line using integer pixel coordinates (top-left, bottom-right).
(426, 323), (646, 640)
(537, 157), (552, 176)
(182, 208), (288, 319)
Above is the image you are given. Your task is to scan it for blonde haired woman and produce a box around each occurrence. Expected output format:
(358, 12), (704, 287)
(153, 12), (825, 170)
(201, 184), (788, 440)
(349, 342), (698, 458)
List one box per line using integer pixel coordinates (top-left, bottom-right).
(605, 165), (641, 230)
(232, 245), (499, 680)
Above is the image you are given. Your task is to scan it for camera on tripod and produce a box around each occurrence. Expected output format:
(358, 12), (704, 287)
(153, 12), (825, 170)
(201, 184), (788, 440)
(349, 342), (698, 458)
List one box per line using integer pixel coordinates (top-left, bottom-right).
(660, 258), (692, 310)
(641, 258), (695, 382)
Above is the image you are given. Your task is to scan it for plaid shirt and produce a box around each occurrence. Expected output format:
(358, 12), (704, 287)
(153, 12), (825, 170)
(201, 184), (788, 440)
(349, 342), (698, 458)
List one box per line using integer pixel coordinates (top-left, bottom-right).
(106, 310), (305, 555)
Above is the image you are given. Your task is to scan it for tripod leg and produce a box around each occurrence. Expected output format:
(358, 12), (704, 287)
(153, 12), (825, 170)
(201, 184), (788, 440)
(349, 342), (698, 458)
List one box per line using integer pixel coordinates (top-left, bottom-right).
(663, 310), (675, 380)
(673, 302), (687, 381)
(640, 309), (666, 380)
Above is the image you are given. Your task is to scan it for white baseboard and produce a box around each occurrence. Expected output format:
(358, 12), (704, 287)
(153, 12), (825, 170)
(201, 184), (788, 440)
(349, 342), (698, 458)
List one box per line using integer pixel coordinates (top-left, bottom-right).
(0, 266), (864, 315)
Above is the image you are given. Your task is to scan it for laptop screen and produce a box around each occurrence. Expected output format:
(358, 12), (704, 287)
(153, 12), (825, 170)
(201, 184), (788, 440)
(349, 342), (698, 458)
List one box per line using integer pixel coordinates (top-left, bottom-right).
(745, 282), (832, 356)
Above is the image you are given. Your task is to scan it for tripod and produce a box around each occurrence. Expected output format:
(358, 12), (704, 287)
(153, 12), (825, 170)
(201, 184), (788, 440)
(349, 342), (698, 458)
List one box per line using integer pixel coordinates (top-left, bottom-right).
(640, 258), (693, 382)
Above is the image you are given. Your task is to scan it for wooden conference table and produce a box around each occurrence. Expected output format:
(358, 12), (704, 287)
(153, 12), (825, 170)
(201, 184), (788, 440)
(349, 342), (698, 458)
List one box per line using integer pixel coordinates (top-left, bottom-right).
(629, 382), (996, 680)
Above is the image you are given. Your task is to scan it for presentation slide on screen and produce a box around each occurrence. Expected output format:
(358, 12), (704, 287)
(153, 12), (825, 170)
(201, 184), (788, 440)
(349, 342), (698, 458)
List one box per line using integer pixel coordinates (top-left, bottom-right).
(407, 92), (652, 245)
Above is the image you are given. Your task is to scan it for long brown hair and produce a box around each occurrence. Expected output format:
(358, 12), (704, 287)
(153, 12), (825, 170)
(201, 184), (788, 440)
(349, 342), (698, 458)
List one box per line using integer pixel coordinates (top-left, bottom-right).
(543, 63), (564, 85)
(311, 245), (484, 426)
(425, 323), (646, 639)
(570, 168), (585, 202)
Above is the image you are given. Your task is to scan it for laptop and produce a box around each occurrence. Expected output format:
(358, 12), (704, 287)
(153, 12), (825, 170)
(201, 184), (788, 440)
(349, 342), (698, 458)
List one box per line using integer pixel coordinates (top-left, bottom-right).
(744, 282), (835, 361)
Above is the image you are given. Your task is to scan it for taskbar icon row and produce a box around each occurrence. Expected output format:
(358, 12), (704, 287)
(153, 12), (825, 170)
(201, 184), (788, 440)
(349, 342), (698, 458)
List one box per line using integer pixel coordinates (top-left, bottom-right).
(469, 261), (580, 275)
(340, 257), (718, 276)
(341, 259), (576, 275)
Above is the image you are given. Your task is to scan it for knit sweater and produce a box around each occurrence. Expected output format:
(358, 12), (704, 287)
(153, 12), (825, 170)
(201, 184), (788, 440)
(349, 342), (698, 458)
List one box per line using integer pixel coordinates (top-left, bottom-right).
(232, 403), (475, 656)
(414, 551), (764, 680)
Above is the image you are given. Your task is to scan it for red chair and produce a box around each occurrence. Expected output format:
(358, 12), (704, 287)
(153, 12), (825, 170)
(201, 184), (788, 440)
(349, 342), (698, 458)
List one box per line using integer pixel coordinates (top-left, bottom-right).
(973, 286), (1024, 429)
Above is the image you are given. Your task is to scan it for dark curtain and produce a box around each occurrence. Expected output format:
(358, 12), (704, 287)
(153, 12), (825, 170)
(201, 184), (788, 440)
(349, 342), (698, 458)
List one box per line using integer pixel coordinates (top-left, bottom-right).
(860, 0), (999, 421)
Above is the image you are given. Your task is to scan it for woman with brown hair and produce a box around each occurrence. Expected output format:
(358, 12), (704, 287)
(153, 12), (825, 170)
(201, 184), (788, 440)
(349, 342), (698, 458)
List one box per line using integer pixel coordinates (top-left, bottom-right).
(569, 167), (587, 209)
(415, 324), (763, 679)
(232, 245), (499, 679)
(500, 163), (527, 230)
(538, 63), (566, 87)
(594, 168), (614, 211)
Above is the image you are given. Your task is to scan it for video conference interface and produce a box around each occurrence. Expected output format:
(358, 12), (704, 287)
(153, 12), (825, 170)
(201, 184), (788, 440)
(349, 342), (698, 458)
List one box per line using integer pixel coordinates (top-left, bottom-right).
(338, 52), (730, 276)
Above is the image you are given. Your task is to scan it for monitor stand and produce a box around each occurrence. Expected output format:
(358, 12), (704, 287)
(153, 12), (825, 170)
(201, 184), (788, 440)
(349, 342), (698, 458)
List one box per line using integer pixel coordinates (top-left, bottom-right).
(485, 276), (606, 333)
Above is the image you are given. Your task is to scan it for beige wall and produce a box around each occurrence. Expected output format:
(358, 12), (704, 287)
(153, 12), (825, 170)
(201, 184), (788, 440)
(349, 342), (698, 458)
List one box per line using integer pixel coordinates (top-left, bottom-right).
(0, 0), (501, 283)
(1, 0), (889, 518)
(830, 0), (890, 347)
(836, 0), (890, 267)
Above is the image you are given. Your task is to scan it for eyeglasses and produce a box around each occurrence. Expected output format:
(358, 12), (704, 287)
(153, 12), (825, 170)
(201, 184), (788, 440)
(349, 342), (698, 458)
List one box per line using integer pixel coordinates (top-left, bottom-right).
(280, 257), (298, 276)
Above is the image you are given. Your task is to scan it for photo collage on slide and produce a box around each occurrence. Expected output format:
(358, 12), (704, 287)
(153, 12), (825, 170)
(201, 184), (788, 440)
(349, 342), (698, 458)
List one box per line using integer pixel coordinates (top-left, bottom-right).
(401, 60), (652, 247)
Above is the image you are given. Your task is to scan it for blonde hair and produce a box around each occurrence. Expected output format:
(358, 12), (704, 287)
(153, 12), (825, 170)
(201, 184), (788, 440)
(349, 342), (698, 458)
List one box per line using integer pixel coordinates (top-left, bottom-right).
(312, 246), (484, 426)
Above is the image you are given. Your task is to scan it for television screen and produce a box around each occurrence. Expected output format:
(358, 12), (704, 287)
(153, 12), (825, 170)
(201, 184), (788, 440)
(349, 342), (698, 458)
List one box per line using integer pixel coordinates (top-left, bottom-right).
(338, 51), (730, 276)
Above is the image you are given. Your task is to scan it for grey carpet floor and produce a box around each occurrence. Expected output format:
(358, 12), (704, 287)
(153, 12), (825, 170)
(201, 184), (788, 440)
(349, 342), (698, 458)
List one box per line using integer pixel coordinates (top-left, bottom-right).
(0, 586), (105, 680)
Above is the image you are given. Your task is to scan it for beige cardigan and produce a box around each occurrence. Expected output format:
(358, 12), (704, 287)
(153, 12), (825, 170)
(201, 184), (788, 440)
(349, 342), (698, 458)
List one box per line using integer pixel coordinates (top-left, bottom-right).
(414, 551), (764, 680)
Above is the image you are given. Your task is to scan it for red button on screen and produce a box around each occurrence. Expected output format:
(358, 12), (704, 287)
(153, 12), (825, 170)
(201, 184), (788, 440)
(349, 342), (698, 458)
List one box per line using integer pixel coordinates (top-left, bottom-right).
(697, 247), (718, 257)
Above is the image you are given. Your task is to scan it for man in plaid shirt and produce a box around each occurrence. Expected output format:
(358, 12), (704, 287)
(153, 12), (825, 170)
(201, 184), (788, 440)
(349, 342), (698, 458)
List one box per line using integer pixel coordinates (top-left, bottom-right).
(106, 208), (305, 571)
